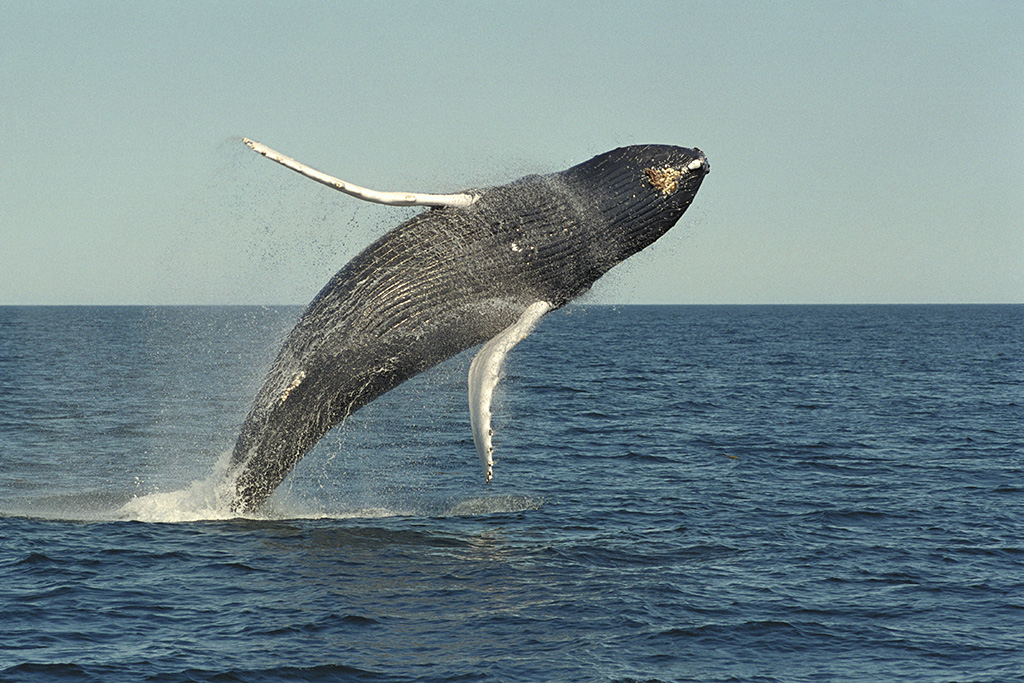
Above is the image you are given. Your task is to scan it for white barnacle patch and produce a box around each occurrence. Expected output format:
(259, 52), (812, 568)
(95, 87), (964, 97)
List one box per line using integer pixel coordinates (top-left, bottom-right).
(279, 370), (307, 404)
(511, 242), (521, 252)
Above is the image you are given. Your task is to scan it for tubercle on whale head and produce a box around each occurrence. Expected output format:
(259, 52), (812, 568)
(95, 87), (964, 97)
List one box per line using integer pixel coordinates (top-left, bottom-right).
(643, 149), (709, 195)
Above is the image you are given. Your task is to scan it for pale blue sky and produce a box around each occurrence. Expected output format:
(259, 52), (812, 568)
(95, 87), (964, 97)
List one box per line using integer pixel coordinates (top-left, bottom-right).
(2, 1), (1021, 305)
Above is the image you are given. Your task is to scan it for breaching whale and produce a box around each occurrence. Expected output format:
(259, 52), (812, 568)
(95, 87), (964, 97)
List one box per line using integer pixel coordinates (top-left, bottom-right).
(227, 139), (709, 513)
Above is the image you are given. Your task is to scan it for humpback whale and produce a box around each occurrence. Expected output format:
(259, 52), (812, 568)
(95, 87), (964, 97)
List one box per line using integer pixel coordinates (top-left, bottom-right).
(228, 139), (709, 513)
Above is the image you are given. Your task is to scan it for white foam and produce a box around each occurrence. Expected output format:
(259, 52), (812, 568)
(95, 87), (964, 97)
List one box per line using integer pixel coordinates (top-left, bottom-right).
(117, 453), (239, 523)
(114, 452), (546, 523)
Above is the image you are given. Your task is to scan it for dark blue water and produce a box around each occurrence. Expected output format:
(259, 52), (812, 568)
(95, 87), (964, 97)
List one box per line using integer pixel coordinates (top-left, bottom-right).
(1, 305), (1022, 682)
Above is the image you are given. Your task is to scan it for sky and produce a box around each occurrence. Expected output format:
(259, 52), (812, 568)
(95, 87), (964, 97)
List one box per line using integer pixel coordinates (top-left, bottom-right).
(2, 1), (1022, 305)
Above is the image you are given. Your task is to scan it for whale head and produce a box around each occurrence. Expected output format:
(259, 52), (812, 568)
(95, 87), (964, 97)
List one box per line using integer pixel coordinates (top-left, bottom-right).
(556, 144), (709, 266)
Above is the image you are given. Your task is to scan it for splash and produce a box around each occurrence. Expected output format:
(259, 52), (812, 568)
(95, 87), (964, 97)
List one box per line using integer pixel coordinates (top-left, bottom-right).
(117, 452), (239, 523)
(116, 451), (545, 523)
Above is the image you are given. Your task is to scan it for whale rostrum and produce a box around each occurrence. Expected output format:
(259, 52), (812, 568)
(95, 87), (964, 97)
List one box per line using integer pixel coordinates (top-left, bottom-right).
(228, 139), (709, 513)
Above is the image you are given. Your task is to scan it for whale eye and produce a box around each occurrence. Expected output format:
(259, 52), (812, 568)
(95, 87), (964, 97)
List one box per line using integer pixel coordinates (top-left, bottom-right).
(644, 166), (683, 195)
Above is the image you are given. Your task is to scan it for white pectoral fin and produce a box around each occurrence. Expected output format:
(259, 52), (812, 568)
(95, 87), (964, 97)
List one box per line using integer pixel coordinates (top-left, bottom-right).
(468, 301), (553, 483)
(242, 138), (478, 208)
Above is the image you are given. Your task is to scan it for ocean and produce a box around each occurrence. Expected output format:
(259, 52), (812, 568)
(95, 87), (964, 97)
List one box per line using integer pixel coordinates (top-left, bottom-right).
(1, 304), (1021, 682)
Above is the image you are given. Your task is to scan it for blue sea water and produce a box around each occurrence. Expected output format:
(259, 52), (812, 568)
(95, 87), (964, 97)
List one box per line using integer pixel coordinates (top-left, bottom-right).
(1, 304), (1022, 682)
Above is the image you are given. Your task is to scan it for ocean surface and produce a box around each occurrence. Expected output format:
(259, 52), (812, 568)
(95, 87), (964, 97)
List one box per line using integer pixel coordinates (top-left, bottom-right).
(1, 304), (1021, 682)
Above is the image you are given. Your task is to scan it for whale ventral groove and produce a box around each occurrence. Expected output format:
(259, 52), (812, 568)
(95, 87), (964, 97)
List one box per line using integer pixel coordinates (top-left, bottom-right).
(228, 142), (709, 513)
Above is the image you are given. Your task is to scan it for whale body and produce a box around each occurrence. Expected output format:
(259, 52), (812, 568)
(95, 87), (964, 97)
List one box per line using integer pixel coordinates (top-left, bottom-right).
(228, 144), (709, 512)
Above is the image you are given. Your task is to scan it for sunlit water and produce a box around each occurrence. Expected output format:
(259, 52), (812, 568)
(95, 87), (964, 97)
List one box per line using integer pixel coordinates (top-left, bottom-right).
(2, 305), (1022, 682)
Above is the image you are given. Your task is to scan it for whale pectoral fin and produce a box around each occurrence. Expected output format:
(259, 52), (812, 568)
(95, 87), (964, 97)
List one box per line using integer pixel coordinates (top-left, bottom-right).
(467, 301), (553, 484)
(242, 138), (478, 208)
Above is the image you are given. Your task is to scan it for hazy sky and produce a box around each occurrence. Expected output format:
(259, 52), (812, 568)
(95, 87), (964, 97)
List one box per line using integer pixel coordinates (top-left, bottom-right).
(3, 1), (1021, 305)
